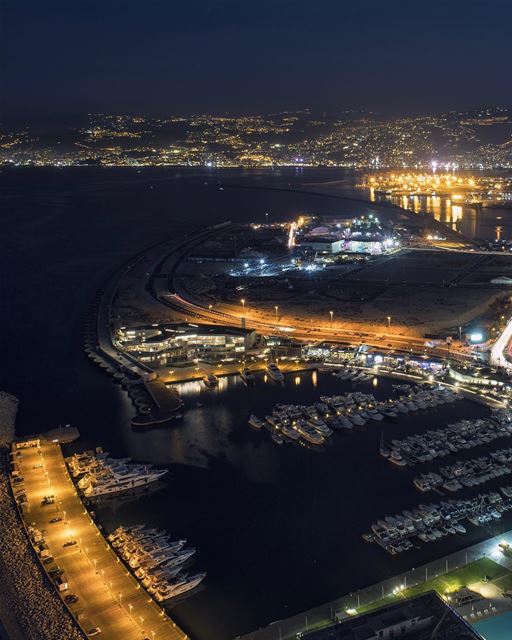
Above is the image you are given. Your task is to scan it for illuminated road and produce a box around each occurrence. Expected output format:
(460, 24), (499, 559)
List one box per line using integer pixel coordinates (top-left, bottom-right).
(16, 441), (187, 640)
(100, 221), (475, 380)
(139, 224), (474, 365)
(159, 291), (471, 365)
(490, 314), (512, 371)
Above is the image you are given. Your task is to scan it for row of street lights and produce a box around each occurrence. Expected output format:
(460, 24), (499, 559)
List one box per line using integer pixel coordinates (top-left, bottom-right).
(240, 299), (280, 321)
(37, 445), (169, 640)
(240, 301), (392, 331)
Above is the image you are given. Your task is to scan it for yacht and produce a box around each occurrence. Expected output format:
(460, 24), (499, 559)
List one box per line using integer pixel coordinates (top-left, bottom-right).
(154, 572), (206, 602)
(281, 424), (300, 441)
(202, 374), (219, 390)
(79, 460), (168, 498)
(248, 415), (265, 430)
(144, 565), (184, 592)
(296, 422), (324, 445)
(348, 412), (366, 426)
(240, 368), (255, 383)
(266, 362), (284, 382)
(138, 547), (196, 571)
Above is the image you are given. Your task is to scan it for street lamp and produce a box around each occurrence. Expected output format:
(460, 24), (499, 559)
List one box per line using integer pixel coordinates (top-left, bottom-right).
(329, 310), (334, 326)
(275, 305), (278, 319)
(387, 316), (391, 329)
(241, 298), (245, 312)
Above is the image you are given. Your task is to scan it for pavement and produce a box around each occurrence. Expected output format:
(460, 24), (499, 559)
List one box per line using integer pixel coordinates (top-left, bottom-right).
(14, 441), (187, 640)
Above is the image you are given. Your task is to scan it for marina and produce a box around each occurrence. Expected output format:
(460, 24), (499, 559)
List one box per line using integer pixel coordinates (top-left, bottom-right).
(414, 447), (512, 493)
(67, 449), (168, 497)
(248, 381), (462, 448)
(108, 525), (205, 602)
(367, 486), (512, 555)
(6, 166), (512, 640)
(387, 410), (512, 468)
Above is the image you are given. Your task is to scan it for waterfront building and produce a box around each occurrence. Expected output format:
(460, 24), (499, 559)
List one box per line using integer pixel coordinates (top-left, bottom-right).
(448, 364), (506, 388)
(298, 235), (344, 254)
(296, 214), (397, 256)
(116, 322), (256, 366)
(302, 592), (483, 639)
(344, 237), (388, 254)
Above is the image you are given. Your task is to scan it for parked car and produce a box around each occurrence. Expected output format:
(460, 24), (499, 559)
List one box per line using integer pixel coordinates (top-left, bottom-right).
(64, 594), (79, 605)
(63, 540), (77, 548)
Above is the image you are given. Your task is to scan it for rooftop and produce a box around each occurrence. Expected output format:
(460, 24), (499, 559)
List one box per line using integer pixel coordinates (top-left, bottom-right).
(302, 592), (484, 640)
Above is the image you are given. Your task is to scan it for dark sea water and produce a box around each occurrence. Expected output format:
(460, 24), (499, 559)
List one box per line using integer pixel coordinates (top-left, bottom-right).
(2, 167), (512, 640)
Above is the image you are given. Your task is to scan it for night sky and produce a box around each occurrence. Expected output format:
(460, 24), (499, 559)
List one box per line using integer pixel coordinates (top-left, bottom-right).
(2, 0), (512, 122)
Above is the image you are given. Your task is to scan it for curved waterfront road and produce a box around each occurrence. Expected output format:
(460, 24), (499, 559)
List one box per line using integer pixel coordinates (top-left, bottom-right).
(141, 224), (473, 365)
(490, 314), (512, 371)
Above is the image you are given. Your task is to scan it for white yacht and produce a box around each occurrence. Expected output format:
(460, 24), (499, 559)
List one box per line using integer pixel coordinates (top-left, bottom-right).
(137, 547), (196, 571)
(78, 459), (168, 498)
(154, 572), (206, 602)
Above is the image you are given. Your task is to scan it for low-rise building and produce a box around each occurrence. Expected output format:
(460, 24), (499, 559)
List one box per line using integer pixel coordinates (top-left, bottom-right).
(303, 592), (483, 640)
(298, 236), (344, 254)
(448, 364), (505, 387)
(116, 323), (257, 366)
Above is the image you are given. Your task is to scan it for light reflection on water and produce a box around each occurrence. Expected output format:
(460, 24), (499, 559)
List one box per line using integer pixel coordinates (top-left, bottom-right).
(372, 190), (511, 241)
(97, 371), (497, 640)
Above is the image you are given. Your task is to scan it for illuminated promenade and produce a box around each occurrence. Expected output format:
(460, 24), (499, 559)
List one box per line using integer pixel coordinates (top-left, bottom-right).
(16, 440), (187, 640)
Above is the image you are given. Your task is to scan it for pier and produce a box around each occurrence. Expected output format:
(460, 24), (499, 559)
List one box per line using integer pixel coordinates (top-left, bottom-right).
(12, 438), (187, 640)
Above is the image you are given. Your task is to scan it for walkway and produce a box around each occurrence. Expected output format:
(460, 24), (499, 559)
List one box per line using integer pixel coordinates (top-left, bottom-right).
(14, 440), (187, 640)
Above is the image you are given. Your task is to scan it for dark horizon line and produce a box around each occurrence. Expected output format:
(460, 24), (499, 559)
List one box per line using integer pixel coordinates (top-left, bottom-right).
(2, 104), (511, 130)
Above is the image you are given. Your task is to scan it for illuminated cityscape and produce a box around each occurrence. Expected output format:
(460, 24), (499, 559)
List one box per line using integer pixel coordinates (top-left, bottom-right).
(2, 108), (512, 169)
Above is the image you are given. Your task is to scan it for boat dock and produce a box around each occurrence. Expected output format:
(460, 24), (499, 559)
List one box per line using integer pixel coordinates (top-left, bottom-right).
(10, 438), (188, 640)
